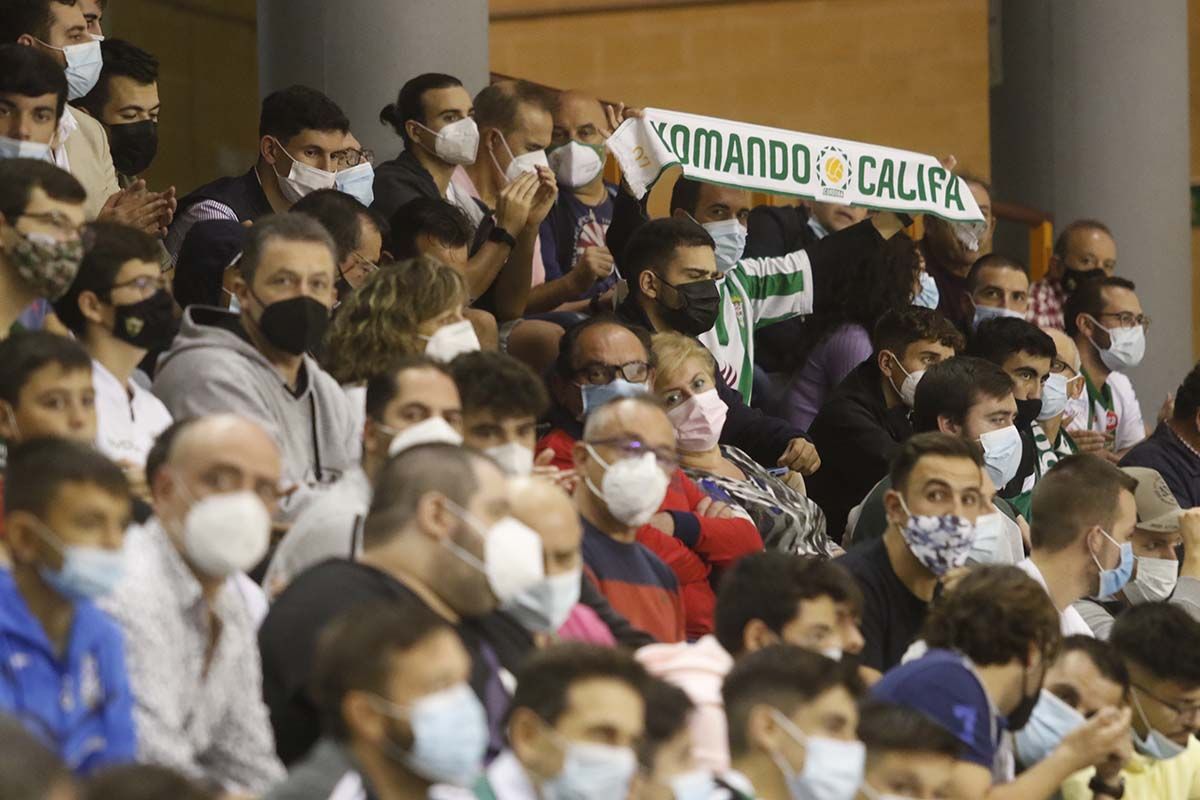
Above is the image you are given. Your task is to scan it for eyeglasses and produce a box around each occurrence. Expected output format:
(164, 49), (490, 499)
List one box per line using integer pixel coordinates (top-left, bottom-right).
(108, 274), (167, 295)
(573, 360), (650, 386)
(1097, 311), (1151, 330)
(1133, 683), (1200, 723)
(586, 436), (678, 471)
(349, 251), (379, 274)
(334, 148), (374, 168)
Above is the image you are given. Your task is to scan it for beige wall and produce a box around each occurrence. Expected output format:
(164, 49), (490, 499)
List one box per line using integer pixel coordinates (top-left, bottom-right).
(490, 0), (992, 178)
(1191, 0), (1200, 356)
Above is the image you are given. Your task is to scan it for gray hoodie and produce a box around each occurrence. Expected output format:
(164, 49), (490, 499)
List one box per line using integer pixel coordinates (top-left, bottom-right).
(152, 306), (358, 520)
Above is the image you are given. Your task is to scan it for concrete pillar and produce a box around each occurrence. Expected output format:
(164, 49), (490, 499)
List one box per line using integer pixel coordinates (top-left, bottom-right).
(991, 0), (1192, 420)
(256, 0), (489, 162)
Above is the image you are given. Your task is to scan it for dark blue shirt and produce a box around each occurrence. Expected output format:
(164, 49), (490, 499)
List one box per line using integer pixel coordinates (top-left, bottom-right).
(539, 185), (617, 298)
(1120, 423), (1200, 508)
(0, 569), (135, 774)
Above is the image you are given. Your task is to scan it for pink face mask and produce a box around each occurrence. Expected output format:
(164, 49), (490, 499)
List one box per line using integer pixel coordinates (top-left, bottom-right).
(666, 388), (728, 453)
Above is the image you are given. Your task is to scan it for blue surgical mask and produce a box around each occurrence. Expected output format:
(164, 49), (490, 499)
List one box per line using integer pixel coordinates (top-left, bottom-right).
(1037, 372), (1079, 421)
(1131, 690), (1188, 760)
(0, 135), (53, 162)
(971, 302), (1025, 331)
(371, 682), (488, 786)
(334, 161), (375, 207)
(34, 521), (125, 601)
(769, 709), (865, 800)
(1015, 689), (1086, 767)
(579, 378), (648, 416)
(979, 425), (1022, 488)
(701, 218), (747, 274)
(543, 739), (639, 800)
(43, 38), (103, 100)
(913, 271), (939, 309)
(1091, 528), (1134, 599)
(966, 511), (1006, 565)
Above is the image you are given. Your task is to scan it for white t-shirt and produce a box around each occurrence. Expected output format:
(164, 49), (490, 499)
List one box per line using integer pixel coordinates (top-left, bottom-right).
(1017, 557), (1095, 637)
(92, 359), (173, 467)
(1064, 370), (1146, 452)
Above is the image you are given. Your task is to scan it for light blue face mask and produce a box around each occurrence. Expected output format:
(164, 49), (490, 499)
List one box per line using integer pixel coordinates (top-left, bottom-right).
(334, 161), (375, 207)
(579, 378), (648, 416)
(0, 135), (53, 162)
(34, 521), (125, 601)
(971, 302), (1025, 331)
(979, 425), (1022, 488)
(1015, 689), (1086, 767)
(701, 218), (747, 274)
(372, 682), (488, 786)
(668, 769), (720, 800)
(913, 270), (939, 309)
(1131, 689), (1188, 760)
(543, 739), (639, 800)
(1091, 527), (1135, 599)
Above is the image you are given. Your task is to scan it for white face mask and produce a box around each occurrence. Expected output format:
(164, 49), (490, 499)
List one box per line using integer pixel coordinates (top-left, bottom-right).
(270, 137), (336, 204)
(1037, 372), (1081, 421)
(422, 319), (480, 363)
(416, 117), (479, 166)
(1124, 556), (1179, 604)
(484, 441), (534, 477)
(971, 302), (1025, 331)
(443, 503), (546, 606)
(502, 567), (581, 633)
(952, 219), (988, 254)
(967, 511), (1006, 565)
(979, 425), (1022, 487)
(0, 136), (53, 162)
(1090, 318), (1147, 371)
(494, 132), (550, 183)
(180, 490), (272, 577)
(44, 37), (102, 100)
(768, 709), (865, 800)
(334, 161), (375, 207)
(883, 351), (923, 408)
(384, 415), (463, 458)
(702, 218), (747, 274)
(583, 445), (670, 528)
(548, 140), (605, 189)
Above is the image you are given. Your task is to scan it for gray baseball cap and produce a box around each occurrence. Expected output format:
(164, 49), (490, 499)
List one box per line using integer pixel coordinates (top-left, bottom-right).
(1121, 466), (1183, 533)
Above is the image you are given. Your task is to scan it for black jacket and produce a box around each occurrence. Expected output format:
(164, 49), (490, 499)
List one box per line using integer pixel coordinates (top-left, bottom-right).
(806, 359), (913, 541)
(744, 203), (821, 259)
(370, 149), (442, 223)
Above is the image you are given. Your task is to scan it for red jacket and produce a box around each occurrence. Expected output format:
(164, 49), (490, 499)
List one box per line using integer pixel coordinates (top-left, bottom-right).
(539, 428), (762, 639)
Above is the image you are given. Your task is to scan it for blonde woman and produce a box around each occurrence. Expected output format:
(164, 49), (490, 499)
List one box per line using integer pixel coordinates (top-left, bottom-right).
(650, 332), (834, 556)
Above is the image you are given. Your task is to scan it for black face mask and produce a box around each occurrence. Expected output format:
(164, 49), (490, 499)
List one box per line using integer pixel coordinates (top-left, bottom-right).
(1015, 397), (1042, 430)
(253, 294), (330, 356)
(653, 276), (721, 336)
(1061, 267), (1106, 296)
(1006, 681), (1042, 731)
(108, 120), (158, 177)
(111, 288), (179, 351)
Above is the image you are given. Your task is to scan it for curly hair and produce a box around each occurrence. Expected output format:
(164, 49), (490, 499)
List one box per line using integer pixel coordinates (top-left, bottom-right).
(921, 565), (1061, 667)
(321, 255), (466, 384)
(792, 233), (921, 363)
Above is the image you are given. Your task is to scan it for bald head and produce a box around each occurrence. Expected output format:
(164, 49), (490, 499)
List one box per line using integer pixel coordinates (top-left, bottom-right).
(510, 478), (583, 576)
(583, 395), (674, 445)
(1042, 326), (1080, 373)
(551, 90), (609, 152)
(169, 414), (279, 468)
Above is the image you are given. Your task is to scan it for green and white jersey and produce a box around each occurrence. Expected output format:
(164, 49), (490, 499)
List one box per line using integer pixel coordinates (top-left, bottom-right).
(699, 250), (814, 401)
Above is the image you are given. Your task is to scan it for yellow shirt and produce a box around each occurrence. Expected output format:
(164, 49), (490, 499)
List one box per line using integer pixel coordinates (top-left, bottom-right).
(1062, 736), (1200, 800)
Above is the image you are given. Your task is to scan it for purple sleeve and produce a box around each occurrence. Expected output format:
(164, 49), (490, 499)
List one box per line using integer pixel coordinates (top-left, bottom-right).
(822, 325), (873, 388)
(539, 215), (563, 282)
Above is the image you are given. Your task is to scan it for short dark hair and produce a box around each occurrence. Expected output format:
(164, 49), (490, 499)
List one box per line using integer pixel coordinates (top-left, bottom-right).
(873, 307), (964, 359)
(965, 253), (1028, 293)
(1063, 276), (1137, 337)
(473, 79), (556, 132)
(144, 417), (195, 486)
(84, 764), (217, 800)
(714, 552), (863, 657)
(0, 42), (67, 119)
(1054, 219), (1113, 260)
(722, 644), (863, 757)
(0, 158), (85, 220)
(312, 600), (453, 741)
(380, 72), (463, 149)
(1174, 361), (1200, 424)
(889, 431), (982, 495)
(364, 355), (450, 420)
(74, 38), (158, 119)
(0, 330), (90, 406)
(1111, 603), (1200, 687)
(258, 85), (349, 143)
(4, 437), (129, 520)
(554, 314), (654, 378)
(911, 356), (1014, 433)
(363, 443), (484, 548)
(291, 189), (374, 264)
(450, 350), (549, 423)
(1029, 454), (1137, 552)
(1059, 635), (1130, 696)
(922, 565), (1062, 667)
(171, 220), (247, 310)
(638, 677), (695, 769)
(509, 642), (648, 727)
(669, 177), (704, 216)
(856, 701), (963, 763)
(239, 212), (336, 285)
(622, 217), (715, 294)
(0, 714), (72, 798)
(0, 0), (74, 42)
(54, 221), (162, 336)
(388, 197), (472, 260)
(967, 317), (1056, 366)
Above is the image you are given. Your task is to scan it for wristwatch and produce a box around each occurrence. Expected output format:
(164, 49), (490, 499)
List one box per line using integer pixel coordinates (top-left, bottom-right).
(487, 225), (517, 249)
(1087, 774), (1125, 799)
